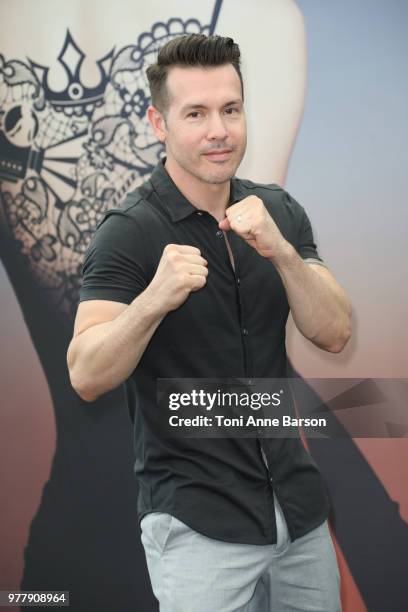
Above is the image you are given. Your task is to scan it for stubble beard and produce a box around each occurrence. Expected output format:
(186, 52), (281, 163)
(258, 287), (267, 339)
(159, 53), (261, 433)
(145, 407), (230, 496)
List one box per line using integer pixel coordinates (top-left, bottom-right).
(170, 145), (246, 186)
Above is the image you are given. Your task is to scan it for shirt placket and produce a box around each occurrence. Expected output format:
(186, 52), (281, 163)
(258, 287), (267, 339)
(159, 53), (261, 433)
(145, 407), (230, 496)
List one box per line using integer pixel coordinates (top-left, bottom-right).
(220, 228), (251, 377)
(197, 209), (279, 542)
(224, 227), (287, 541)
(223, 223), (278, 536)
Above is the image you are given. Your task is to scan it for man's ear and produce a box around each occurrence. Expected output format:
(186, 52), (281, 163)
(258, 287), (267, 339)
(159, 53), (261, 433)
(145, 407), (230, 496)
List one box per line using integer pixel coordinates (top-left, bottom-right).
(147, 105), (166, 142)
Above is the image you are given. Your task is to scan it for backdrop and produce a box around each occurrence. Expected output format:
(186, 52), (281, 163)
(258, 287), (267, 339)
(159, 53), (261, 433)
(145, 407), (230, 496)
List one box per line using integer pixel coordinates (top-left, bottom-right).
(1, 1), (407, 611)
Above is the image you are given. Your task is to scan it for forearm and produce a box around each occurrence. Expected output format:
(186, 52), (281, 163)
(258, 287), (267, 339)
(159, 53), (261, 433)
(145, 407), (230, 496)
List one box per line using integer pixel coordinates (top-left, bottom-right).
(68, 287), (166, 401)
(273, 244), (352, 352)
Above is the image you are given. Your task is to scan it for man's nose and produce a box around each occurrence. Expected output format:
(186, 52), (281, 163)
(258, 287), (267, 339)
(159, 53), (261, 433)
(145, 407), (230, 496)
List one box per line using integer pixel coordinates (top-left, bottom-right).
(206, 113), (228, 141)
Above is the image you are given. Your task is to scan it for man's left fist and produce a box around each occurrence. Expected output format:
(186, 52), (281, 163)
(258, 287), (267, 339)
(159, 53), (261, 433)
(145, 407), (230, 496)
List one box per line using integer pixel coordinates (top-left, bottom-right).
(218, 195), (291, 263)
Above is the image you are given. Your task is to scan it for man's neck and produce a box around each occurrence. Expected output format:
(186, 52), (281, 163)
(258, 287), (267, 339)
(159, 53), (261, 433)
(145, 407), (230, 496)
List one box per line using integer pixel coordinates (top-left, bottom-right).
(164, 157), (230, 222)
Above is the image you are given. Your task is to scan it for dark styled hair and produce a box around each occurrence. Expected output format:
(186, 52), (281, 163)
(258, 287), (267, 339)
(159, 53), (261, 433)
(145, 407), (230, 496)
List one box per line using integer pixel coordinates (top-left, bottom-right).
(146, 34), (243, 114)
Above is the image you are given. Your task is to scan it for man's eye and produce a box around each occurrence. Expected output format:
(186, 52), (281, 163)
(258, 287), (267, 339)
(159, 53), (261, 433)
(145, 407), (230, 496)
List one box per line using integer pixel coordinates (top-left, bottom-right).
(225, 107), (239, 115)
(188, 111), (201, 118)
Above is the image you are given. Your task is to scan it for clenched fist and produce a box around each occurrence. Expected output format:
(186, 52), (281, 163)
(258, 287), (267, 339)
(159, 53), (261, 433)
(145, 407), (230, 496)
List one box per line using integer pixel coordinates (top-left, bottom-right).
(148, 244), (208, 314)
(218, 195), (292, 263)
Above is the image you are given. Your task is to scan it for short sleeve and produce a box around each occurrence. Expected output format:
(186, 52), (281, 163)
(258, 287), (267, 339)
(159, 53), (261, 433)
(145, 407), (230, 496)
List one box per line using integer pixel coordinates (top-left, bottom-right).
(285, 191), (325, 265)
(79, 211), (148, 305)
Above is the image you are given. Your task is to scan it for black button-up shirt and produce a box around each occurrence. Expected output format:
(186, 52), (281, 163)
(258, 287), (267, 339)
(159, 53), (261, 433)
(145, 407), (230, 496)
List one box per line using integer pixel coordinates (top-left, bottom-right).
(79, 158), (330, 545)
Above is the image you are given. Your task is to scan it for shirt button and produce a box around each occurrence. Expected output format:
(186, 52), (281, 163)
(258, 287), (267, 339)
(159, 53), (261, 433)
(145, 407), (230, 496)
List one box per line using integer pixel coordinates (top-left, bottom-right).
(216, 230), (223, 238)
(237, 277), (240, 285)
(243, 328), (248, 336)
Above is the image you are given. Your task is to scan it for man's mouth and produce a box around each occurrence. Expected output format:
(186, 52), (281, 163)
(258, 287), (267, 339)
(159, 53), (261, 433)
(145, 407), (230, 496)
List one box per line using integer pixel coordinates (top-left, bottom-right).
(203, 149), (233, 161)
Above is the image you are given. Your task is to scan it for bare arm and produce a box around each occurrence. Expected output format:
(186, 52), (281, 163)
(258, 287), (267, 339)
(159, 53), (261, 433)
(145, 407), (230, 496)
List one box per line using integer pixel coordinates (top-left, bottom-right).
(219, 196), (352, 353)
(67, 244), (208, 402)
(274, 250), (352, 352)
(217, 0), (306, 185)
(67, 289), (166, 402)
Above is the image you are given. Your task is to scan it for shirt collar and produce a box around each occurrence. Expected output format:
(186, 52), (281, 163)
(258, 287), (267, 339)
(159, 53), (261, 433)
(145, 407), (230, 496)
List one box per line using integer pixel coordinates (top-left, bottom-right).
(150, 157), (246, 223)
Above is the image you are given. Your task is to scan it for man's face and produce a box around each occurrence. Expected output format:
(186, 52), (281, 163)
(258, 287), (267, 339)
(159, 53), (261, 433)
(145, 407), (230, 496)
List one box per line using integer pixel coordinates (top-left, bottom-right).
(160, 64), (247, 185)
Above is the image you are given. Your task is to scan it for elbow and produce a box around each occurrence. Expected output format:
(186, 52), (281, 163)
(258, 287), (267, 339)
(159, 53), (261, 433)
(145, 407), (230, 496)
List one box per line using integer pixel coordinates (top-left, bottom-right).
(327, 335), (350, 353)
(67, 344), (99, 402)
(326, 320), (352, 354)
(76, 384), (99, 403)
(310, 299), (352, 354)
(68, 369), (99, 403)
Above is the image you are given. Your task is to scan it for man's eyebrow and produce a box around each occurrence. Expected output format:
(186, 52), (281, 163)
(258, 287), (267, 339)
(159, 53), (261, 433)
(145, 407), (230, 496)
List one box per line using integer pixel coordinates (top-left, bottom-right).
(180, 99), (243, 113)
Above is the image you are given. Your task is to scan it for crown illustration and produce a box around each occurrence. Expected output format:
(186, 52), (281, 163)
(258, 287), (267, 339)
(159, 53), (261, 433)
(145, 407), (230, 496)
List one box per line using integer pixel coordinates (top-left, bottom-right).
(28, 30), (114, 113)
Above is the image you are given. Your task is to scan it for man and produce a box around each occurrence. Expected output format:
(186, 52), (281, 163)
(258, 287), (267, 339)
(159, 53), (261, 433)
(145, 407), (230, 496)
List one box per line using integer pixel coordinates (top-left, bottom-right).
(67, 34), (351, 611)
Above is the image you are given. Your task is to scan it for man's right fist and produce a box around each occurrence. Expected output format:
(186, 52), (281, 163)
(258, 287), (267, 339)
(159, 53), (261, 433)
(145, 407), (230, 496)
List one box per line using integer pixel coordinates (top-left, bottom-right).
(148, 244), (208, 313)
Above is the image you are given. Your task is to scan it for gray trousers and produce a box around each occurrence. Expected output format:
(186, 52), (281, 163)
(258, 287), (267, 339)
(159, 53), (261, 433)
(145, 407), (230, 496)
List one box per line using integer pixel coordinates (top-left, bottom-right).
(140, 493), (341, 612)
